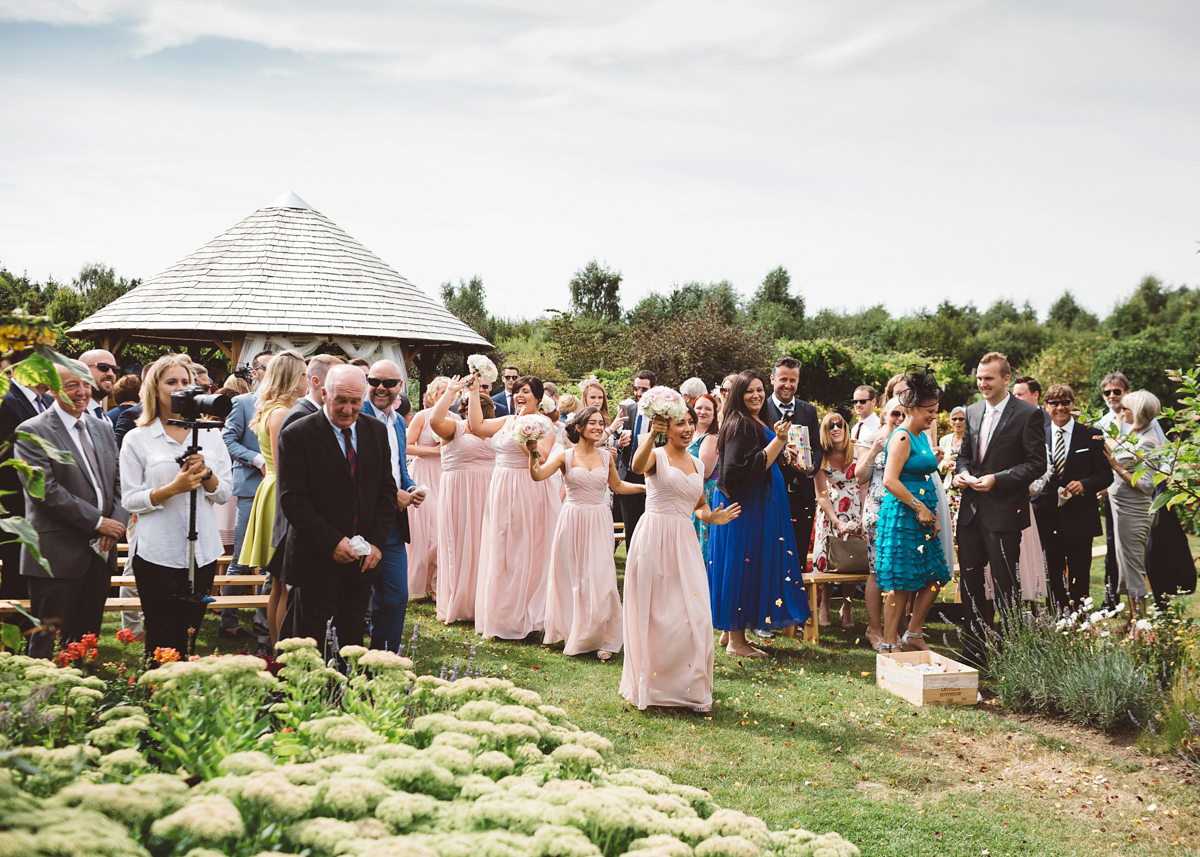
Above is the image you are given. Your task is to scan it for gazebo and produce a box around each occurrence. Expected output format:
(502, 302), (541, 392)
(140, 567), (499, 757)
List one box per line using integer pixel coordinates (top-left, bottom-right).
(69, 192), (491, 386)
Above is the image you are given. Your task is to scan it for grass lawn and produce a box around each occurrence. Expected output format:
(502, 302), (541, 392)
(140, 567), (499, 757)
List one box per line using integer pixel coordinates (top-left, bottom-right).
(91, 537), (1200, 857)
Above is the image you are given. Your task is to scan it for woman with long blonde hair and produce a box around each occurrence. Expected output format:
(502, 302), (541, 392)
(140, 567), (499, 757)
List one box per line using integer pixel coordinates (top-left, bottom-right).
(405, 376), (450, 599)
(238, 350), (306, 645)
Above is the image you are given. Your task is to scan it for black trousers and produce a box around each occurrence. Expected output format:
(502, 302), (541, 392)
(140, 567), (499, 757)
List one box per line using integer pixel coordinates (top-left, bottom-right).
(956, 518), (1022, 668)
(132, 554), (217, 658)
(293, 563), (374, 661)
(785, 482), (817, 564)
(25, 554), (111, 660)
(1043, 533), (1093, 615)
(619, 492), (646, 547)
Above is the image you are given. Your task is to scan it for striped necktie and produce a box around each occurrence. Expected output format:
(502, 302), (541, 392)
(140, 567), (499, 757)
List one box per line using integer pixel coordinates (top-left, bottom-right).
(1052, 425), (1066, 477)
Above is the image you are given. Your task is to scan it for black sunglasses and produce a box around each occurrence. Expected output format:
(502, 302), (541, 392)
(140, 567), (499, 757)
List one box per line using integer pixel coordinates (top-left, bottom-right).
(828, 421), (845, 429)
(890, 411), (905, 418)
(1102, 388), (1123, 397)
(949, 416), (965, 421)
(503, 374), (519, 380)
(1045, 399), (1072, 407)
(852, 398), (873, 404)
(368, 377), (402, 389)
(88, 362), (118, 373)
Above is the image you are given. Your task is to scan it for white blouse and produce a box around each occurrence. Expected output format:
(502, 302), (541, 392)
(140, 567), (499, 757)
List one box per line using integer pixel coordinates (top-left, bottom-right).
(120, 419), (233, 568)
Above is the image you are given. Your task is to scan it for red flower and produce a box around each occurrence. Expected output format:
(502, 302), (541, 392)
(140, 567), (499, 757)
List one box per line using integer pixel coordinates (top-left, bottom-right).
(844, 462), (856, 480)
(55, 652), (70, 667)
(80, 633), (99, 648)
(838, 496), (852, 514)
(816, 555), (827, 571)
(116, 628), (135, 645)
(153, 647), (181, 664)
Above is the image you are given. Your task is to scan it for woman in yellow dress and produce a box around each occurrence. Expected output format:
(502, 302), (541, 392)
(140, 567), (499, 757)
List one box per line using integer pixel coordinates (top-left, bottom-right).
(238, 351), (307, 646)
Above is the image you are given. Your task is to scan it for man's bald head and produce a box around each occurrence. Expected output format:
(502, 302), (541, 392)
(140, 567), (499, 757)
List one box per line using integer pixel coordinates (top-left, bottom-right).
(367, 359), (405, 415)
(79, 349), (117, 400)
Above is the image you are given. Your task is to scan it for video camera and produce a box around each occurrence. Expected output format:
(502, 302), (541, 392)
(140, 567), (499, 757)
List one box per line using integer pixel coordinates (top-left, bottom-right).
(170, 385), (233, 421)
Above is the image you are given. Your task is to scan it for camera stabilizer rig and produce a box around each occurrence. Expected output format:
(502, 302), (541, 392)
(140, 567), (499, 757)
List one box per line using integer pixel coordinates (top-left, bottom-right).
(166, 385), (233, 603)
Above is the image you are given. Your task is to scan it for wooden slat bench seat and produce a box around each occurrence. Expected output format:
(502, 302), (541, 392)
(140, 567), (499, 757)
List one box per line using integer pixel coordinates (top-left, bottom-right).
(0, 594), (269, 615)
(108, 574), (266, 588)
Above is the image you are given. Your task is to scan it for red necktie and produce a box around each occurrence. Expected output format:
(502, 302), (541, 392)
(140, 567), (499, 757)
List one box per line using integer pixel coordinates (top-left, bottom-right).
(342, 428), (358, 533)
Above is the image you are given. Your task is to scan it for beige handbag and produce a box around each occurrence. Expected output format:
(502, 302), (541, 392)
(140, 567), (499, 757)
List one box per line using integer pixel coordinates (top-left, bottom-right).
(827, 534), (869, 573)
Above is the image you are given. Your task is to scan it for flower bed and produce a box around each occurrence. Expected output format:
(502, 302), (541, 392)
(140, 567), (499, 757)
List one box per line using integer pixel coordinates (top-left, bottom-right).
(0, 639), (860, 857)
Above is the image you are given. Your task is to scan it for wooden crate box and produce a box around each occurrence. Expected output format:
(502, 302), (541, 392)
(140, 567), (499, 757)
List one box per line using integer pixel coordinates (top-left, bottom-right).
(876, 650), (979, 706)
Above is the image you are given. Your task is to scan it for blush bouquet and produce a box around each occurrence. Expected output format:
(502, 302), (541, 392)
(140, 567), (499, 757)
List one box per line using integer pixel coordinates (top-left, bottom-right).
(638, 386), (687, 446)
(511, 413), (552, 459)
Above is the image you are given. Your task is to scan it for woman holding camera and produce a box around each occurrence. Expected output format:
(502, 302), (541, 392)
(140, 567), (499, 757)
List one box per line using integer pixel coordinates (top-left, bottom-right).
(120, 355), (233, 659)
(237, 351), (307, 645)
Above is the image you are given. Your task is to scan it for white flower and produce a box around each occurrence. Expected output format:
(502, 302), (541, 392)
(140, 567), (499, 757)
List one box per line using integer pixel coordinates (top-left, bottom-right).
(218, 751), (275, 775)
(693, 835), (759, 857)
(474, 751), (516, 780)
(466, 355), (499, 385)
(242, 772), (315, 818)
(1134, 619), (1153, 632)
(150, 794), (244, 842)
(1089, 611), (1105, 624)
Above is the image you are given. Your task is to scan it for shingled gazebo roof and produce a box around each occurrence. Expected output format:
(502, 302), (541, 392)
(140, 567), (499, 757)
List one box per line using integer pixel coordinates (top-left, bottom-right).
(69, 191), (490, 366)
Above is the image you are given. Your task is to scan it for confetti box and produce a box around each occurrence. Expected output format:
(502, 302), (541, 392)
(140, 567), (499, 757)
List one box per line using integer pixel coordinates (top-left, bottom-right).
(876, 650), (978, 706)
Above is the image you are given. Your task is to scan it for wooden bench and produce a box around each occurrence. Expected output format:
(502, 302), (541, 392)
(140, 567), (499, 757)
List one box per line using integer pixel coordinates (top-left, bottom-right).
(0, 594), (269, 615)
(108, 574), (266, 588)
(773, 570), (871, 645)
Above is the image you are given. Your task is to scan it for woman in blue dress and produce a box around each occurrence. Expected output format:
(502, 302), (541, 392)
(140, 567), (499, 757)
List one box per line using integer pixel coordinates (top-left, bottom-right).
(687, 393), (720, 558)
(876, 368), (952, 653)
(708, 371), (811, 658)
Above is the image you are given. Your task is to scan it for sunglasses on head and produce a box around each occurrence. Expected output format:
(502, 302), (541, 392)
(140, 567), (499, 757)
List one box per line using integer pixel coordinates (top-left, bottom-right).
(1102, 388), (1123, 397)
(1046, 399), (1072, 407)
(88, 362), (117, 373)
(368, 377), (402, 389)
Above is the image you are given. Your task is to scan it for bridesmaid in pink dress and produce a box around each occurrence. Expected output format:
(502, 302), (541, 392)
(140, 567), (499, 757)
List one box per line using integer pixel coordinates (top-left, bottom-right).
(468, 374), (561, 640)
(530, 407), (646, 660)
(406, 377), (449, 600)
(620, 407), (740, 713)
(428, 378), (495, 624)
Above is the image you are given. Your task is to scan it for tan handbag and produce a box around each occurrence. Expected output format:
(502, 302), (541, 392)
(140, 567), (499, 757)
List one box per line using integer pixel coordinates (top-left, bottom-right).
(827, 534), (869, 573)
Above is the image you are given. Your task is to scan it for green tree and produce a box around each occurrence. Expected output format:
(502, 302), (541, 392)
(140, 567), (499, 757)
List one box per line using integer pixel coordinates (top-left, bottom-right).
(1046, 291), (1098, 331)
(546, 311), (632, 379)
(1089, 333), (1188, 405)
(629, 305), (772, 390)
(747, 266), (803, 339)
(568, 260), (622, 323)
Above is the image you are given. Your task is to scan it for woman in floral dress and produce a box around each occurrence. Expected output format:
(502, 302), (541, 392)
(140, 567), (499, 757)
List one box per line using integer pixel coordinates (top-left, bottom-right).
(812, 411), (865, 627)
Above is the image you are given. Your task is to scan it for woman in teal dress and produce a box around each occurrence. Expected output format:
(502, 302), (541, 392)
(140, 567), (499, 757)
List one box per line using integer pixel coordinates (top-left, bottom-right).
(876, 368), (952, 653)
(687, 393), (720, 558)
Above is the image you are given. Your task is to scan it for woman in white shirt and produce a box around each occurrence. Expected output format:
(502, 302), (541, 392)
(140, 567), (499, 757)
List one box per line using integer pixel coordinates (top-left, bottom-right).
(120, 355), (233, 658)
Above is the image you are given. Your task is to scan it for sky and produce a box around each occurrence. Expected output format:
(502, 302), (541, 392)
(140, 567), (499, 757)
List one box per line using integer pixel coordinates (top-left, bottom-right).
(1, 0), (1198, 323)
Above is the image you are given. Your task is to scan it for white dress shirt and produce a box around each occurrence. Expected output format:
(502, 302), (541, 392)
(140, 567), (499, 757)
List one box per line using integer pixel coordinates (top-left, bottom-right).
(120, 418), (233, 568)
(52, 402), (107, 529)
(852, 412), (881, 445)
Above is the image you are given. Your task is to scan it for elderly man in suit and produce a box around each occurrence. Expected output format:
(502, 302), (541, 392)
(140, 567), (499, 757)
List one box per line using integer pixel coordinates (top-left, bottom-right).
(220, 350), (275, 641)
(360, 359), (422, 652)
(615, 369), (657, 544)
(954, 351), (1047, 668)
(16, 362), (127, 659)
(1032, 384), (1111, 614)
(0, 370), (50, 612)
(278, 365), (397, 658)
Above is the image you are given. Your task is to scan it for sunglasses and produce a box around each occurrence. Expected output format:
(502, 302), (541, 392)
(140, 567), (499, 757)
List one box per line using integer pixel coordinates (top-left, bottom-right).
(852, 398), (873, 404)
(368, 377), (402, 389)
(1102, 389), (1123, 397)
(949, 416), (965, 421)
(634, 386), (651, 393)
(88, 362), (118, 373)
(253, 363), (270, 372)
(720, 387), (731, 394)
(828, 421), (845, 430)
(890, 411), (904, 418)
(1045, 399), (1072, 407)
(503, 374), (519, 380)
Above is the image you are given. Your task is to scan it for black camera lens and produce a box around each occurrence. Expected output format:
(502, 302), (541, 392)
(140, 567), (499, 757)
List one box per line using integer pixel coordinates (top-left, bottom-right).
(170, 385), (233, 420)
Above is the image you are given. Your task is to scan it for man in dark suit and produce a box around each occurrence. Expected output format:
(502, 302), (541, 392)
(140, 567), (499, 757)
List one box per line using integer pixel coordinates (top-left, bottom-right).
(761, 356), (822, 567)
(491, 364), (520, 417)
(15, 362), (127, 658)
(278, 365), (396, 658)
(0, 371), (49, 611)
(615, 369), (656, 544)
(360, 359), (421, 653)
(1032, 384), (1111, 614)
(954, 351), (1047, 668)
(79, 349), (119, 427)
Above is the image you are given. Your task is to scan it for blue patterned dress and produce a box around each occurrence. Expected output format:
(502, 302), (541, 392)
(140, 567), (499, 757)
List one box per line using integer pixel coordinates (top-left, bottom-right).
(687, 433), (719, 559)
(874, 428), (953, 592)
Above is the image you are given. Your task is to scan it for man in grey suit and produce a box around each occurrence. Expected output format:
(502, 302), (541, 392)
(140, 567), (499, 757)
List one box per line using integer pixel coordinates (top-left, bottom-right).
(16, 362), (127, 659)
(221, 349), (274, 640)
(954, 351), (1047, 668)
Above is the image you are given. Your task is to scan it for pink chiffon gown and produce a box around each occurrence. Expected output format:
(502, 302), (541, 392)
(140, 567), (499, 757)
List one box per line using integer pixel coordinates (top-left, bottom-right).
(407, 416), (443, 599)
(620, 447), (714, 711)
(475, 417), (562, 640)
(435, 421), (495, 624)
(543, 448), (623, 656)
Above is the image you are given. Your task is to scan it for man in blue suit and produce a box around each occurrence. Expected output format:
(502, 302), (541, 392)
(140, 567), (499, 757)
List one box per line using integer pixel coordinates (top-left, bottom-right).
(491, 364), (520, 417)
(220, 349), (275, 640)
(360, 359), (423, 652)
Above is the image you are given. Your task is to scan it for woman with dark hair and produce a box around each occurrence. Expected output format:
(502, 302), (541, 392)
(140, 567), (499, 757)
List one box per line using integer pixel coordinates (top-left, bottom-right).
(687, 392), (720, 556)
(706, 370), (811, 658)
(532, 406), (645, 659)
(876, 368), (952, 652)
(429, 377), (495, 624)
(468, 374), (561, 640)
(620, 405), (740, 711)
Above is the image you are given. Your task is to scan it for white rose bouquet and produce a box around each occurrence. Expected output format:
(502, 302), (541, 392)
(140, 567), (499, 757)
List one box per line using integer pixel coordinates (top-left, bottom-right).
(465, 354), (498, 387)
(638, 385), (687, 446)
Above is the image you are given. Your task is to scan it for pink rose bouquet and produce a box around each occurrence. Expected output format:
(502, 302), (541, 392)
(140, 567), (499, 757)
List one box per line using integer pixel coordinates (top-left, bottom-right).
(638, 386), (687, 446)
(511, 413), (552, 459)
